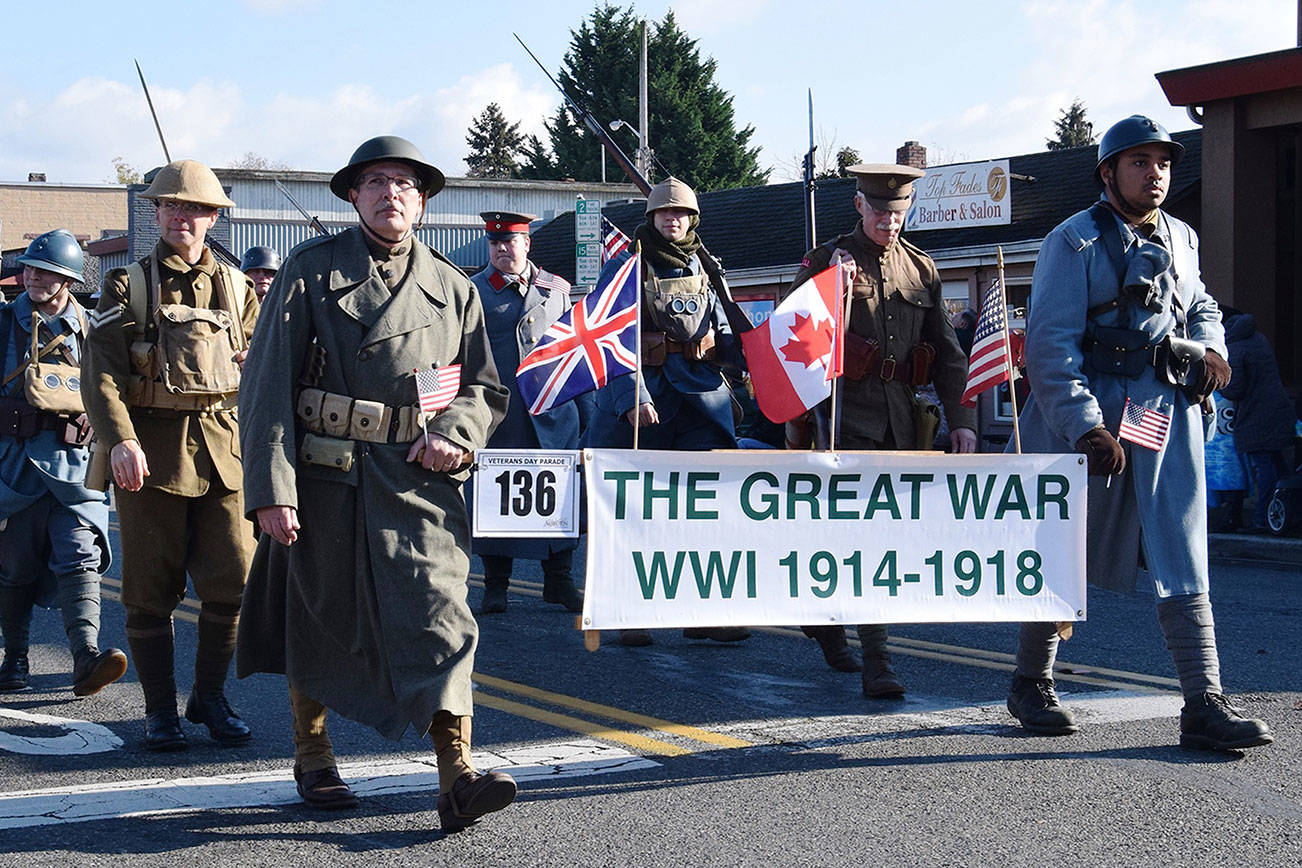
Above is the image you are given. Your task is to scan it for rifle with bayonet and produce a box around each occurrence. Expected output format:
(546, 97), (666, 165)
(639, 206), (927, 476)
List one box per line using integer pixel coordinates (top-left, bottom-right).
(274, 179), (331, 237)
(513, 33), (753, 337)
(132, 59), (242, 268)
(802, 89), (817, 253)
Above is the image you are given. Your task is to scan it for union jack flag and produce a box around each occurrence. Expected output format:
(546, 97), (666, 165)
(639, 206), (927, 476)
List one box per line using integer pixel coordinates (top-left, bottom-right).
(516, 255), (640, 416)
(601, 217), (632, 264)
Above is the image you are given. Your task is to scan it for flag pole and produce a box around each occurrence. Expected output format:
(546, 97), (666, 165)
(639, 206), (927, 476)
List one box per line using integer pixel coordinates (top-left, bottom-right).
(829, 263), (851, 453)
(633, 243), (643, 451)
(414, 367), (432, 459)
(996, 247), (1022, 454)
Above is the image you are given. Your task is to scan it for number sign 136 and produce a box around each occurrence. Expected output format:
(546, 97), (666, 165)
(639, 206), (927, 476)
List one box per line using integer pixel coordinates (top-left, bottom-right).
(471, 450), (581, 538)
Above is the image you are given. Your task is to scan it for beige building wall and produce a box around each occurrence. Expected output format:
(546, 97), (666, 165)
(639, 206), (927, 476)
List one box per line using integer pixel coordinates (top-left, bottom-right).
(0, 183), (127, 250)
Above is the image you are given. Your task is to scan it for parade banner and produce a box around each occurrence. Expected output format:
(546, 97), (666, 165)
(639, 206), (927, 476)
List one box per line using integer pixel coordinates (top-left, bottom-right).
(582, 449), (1086, 629)
(907, 159), (1011, 230)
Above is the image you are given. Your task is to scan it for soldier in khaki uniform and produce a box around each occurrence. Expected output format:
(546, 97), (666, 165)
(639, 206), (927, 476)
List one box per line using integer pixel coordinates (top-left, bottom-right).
(82, 160), (259, 750)
(788, 164), (977, 697)
(236, 136), (516, 830)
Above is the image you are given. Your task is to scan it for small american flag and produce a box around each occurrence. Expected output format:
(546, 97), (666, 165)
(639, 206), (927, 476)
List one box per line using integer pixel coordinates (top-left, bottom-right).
(601, 217), (632, 264)
(1117, 397), (1171, 451)
(414, 364), (461, 415)
(960, 277), (1011, 406)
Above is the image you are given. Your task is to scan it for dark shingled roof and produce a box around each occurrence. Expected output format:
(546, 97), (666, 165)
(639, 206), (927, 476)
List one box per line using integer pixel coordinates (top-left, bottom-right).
(529, 129), (1201, 284)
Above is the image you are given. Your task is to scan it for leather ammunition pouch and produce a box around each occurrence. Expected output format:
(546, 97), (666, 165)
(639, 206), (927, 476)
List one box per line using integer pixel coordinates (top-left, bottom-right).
(1155, 334), (1209, 402)
(300, 432), (354, 473)
(912, 392), (942, 450)
(0, 395), (43, 439)
(1083, 325), (1152, 379)
(295, 387), (425, 444)
(640, 329), (717, 366)
(843, 337), (935, 387)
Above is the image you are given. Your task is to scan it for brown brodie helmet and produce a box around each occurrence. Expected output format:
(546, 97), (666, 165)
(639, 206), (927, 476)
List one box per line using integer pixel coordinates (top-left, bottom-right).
(140, 160), (235, 209)
(645, 177), (699, 215)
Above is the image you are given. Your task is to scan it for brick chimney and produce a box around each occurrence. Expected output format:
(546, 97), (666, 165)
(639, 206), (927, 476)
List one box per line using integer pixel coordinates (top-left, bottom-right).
(896, 141), (926, 169)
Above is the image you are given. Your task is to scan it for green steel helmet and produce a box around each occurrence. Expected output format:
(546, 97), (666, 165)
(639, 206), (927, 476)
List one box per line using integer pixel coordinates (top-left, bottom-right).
(17, 229), (84, 283)
(240, 245), (281, 273)
(645, 177), (699, 215)
(329, 135), (446, 201)
(1096, 115), (1184, 180)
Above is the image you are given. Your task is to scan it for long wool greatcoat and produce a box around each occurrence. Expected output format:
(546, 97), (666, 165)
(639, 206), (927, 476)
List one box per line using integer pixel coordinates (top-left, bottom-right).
(236, 227), (507, 740)
(1014, 201), (1225, 597)
(469, 262), (583, 560)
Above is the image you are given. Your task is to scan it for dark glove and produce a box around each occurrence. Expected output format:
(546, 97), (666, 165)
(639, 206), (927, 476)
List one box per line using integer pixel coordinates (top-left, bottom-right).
(1199, 349), (1231, 397)
(1075, 425), (1126, 477)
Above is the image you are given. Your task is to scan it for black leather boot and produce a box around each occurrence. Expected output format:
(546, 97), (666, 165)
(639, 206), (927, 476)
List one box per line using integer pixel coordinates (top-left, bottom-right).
(802, 625), (862, 672)
(185, 689), (252, 744)
(72, 646), (128, 697)
(0, 654), (29, 692)
(438, 770), (517, 833)
(1179, 693), (1273, 751)
(1007, 675), (1078, 735)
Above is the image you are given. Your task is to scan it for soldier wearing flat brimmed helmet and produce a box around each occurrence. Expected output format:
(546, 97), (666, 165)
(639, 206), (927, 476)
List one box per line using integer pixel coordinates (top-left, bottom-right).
(236, 135), (514, 827)
(240, 246), (282, 302)
(82, 159), (259, 751)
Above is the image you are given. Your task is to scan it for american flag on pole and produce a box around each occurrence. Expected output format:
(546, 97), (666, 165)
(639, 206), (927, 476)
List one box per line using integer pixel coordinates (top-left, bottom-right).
(414, 364), (461, 415)
(1117, 397), (1171, 451)
(601, 217), (632, 264)
(960, 277), (1012, 406)
(515, 254), (640, 416)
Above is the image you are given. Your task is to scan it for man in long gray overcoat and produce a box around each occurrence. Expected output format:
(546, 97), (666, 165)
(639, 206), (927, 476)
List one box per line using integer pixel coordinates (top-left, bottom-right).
(236, 136), (516, 829)
(1006, 115), (1272, 752)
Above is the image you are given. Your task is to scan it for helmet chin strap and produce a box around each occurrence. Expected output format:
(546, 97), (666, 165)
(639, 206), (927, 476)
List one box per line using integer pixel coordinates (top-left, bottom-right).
(1104, 176), (1156, 222)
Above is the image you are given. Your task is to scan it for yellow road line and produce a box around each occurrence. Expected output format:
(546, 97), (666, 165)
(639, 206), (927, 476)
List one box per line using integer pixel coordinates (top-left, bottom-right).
(472, 691), (690, 756)
(473, 672), (752, 749)
(755, 625), (1178, 693)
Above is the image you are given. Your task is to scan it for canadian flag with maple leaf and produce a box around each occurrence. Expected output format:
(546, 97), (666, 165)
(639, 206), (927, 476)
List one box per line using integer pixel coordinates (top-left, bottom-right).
(739, 264), (844, 423)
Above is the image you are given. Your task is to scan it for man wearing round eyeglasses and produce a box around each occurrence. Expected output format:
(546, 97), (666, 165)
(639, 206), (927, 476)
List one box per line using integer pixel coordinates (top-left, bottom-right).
(83, 160), (259, 752)
(236, 136), (513, 829)
(785, 164), (976, 697)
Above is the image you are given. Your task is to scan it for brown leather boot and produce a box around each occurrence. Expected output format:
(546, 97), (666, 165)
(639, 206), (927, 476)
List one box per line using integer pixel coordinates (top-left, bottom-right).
(430, 711), (516, 832)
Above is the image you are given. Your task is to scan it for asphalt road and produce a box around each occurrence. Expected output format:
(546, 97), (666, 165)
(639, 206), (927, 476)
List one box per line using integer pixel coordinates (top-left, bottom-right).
(0, 519), (1297, 866)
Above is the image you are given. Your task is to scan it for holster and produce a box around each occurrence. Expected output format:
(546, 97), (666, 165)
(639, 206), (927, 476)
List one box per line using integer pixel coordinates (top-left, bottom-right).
(843, 333), (879, 381)
(641, 332), (668, 367)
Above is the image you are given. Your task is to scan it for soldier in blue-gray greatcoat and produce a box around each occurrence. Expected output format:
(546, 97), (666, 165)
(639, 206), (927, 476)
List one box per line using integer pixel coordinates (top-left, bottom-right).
(469, 212), (585, 615)
(1006, 115), (1272, 752)
(0, 230), (126, 696)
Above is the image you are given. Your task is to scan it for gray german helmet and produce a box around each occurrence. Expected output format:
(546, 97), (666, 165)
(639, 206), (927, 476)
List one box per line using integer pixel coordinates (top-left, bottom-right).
(18, 229), (84, 283)
(240, 246), (281, 272)
(329, 136), (446, 201)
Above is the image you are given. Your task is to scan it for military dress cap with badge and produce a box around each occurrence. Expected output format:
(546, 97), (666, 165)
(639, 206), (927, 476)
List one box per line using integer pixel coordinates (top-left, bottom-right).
(481, 211), (537, 239)
(845, 163), (925, 211)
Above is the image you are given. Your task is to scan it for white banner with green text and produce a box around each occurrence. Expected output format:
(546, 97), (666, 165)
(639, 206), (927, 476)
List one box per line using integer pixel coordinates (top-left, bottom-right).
(581, 449), (1087, 629)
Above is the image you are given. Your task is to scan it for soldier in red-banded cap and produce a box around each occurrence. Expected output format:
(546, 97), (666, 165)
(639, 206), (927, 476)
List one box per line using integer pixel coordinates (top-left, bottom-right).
(468, 212), (586, 615)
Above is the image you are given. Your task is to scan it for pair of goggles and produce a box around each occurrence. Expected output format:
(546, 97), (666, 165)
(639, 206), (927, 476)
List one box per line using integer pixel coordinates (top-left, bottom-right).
(44, 373), (80, 393)
(668, 297), (701, 315)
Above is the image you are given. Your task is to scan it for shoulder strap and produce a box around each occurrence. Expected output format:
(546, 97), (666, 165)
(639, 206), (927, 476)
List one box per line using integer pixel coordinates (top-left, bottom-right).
(218, 263), (249, 351)
(1085, 203), (1129, 321)
(126, 261), (149, 340)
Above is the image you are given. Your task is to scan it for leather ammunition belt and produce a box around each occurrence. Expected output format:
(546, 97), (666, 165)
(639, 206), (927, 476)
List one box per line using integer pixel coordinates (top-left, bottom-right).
(844, 337), (935, 387)
(295, 387), (426, 444)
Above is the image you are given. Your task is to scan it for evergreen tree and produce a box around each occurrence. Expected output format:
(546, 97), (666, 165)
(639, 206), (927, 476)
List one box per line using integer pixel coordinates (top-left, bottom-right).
(533, 4), (768, 191)
(1046, 99), (1096, 150)
(834, 146), (861, 178)
(465, 103), (525, 178)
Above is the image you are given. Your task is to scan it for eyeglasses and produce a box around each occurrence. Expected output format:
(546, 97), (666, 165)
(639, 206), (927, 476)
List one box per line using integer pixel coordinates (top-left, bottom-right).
(158, 200), (216, 217)
(355, 173), (420, 193)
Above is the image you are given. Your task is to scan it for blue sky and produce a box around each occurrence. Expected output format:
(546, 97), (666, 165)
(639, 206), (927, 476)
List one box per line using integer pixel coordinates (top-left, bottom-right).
(1, 0), (1293, 184)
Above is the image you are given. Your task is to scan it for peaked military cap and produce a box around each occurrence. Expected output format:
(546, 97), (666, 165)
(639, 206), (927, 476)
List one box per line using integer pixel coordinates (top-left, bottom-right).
(846, 163), (925, 212)
(480, 211), (537, 239)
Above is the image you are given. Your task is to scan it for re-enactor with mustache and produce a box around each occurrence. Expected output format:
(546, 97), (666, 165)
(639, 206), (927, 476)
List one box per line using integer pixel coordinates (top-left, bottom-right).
(785, 164), (976, 697)
(236, 136), (516, 827)
(1005, 115), (1272, 752)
